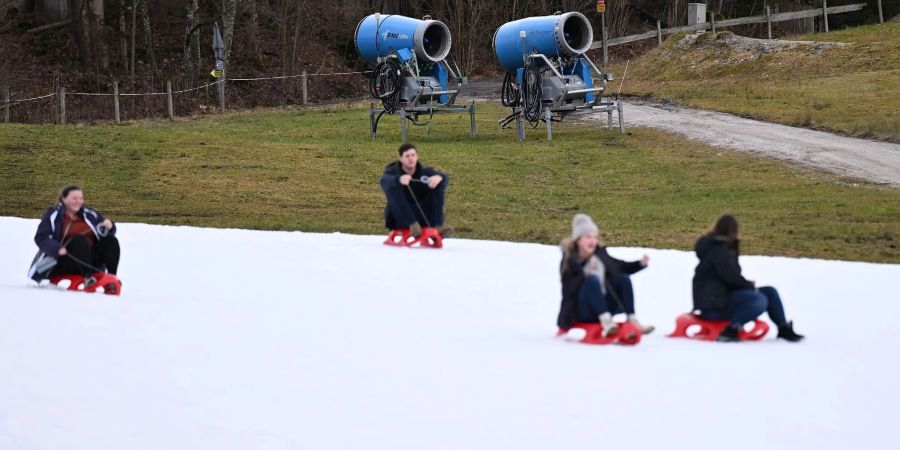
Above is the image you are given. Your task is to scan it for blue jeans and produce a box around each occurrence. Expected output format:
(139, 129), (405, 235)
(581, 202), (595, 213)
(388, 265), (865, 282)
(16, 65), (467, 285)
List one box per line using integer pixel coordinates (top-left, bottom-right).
(699, 286), (787, 326)
(575, 274), (636, 322)
(383, 182), (446, 229)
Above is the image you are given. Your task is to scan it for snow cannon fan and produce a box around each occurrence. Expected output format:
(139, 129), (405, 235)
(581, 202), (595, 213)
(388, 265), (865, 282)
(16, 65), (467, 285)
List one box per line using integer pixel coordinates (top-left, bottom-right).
(356, 13), (476, 142)
(493, 12), (623, 141)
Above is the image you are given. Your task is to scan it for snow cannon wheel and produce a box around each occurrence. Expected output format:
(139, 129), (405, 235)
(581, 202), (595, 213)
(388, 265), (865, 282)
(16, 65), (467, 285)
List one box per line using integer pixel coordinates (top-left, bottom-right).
(414, 227), (443, 249)
(48, 272), (122, 296)
(384, 228), (416, 247)
(557, 321), (642, 345)
(667, 313), (769, 341)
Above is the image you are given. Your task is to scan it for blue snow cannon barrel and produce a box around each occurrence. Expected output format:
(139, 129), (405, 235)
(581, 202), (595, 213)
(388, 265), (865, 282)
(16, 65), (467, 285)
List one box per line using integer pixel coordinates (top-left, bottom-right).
(493, 12), (594, 72)
(355, 14), (452, 64)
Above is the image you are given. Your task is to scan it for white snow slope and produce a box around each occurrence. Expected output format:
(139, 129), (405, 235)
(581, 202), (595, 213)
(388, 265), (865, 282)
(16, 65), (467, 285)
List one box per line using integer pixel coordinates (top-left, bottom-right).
(1, 216), (898, 450)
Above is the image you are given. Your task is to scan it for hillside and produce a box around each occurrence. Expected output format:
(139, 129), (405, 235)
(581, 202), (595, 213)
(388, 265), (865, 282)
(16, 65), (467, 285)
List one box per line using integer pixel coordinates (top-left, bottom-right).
(619, 22), (900, 141)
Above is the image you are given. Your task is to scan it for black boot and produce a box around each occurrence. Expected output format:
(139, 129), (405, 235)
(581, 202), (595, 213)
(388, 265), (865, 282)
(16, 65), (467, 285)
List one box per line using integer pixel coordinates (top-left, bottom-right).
(716, 324), (741, 342)
(777, 321), (805, 342)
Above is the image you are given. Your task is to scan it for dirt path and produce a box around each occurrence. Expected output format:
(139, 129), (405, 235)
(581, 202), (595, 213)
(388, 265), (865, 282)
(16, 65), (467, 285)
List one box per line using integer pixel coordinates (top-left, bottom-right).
(606, 100), (900, 187)
(458, 80), (900, 187)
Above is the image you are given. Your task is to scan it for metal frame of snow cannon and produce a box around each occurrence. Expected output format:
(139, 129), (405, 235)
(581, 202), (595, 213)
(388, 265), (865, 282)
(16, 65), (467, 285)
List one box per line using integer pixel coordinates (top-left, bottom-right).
(493, 12), (623, 141)
(356, 13), (476, 142)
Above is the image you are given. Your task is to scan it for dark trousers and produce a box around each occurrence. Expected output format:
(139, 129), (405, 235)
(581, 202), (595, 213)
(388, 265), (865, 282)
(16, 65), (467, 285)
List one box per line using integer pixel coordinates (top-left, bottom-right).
(699, 286), (787, 326)
(575, 274), (636, 322)
(51, 235), (120, 276)
(383, 183), (446, 229)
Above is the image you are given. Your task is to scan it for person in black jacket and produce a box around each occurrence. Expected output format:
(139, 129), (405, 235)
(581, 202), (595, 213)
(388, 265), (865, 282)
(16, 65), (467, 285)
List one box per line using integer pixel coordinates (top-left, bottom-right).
(28, 185), (120, 291)
(379, 143), (449, 236)
(692, 214), (803, 342)
(558, 213), (653, 337)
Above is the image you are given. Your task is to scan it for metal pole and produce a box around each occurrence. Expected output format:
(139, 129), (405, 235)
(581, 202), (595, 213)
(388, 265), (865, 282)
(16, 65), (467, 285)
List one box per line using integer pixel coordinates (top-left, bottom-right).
(113, 81), (120, 124)
(302, 70), (308, 105)
(166, 80), (174, 119)
(369, 104), (377, 141)
(400, 110), (408, 143)
(607, 109), (613, 130)
(710, 12), (716, 33)
(469, 103), (476, 137)
(59, 87), (66, 125)
(601, 13), (609, 67)
(822, 0), (829, 33)
(878, 0), (884, 23)
(656, 21), (662, 46)
(516, 108), (525, 142)
(766, 6), (772, 40)
(617, 101), (624, 133)
(544, 108), (552, 141)
(2, 86), (9, 123)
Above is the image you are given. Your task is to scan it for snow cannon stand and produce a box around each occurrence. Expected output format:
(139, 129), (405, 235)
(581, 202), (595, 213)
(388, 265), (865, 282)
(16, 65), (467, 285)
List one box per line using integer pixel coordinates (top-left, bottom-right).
(557, 321), (642, 345)
(667, 313), (769, 341)
(383, 228), (443, 249)
(49, 272), (122, 296)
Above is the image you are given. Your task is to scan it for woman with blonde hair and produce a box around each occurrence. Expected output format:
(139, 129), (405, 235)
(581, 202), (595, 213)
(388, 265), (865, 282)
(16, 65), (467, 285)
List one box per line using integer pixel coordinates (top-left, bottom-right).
(557, 213), (653, 337)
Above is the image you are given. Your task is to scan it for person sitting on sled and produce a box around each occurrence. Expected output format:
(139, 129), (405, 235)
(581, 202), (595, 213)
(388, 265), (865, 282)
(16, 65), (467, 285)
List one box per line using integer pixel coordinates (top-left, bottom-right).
(379, 143), (450, 237)
(28, 184), (120, 292)
(692, 214), (803, 342)
(558, 213), (653, 337)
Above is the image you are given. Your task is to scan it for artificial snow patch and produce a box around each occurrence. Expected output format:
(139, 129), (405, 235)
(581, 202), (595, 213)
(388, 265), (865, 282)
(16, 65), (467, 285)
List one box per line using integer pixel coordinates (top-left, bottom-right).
(1, 216), (897, 450)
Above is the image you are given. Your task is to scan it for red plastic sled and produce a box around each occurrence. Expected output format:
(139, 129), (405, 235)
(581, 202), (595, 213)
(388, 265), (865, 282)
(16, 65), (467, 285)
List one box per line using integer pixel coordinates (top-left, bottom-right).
(48, 272), (122, 296)
(383, 227), (443, 249)
(557, 321), (643, 345)
(667, 313), (768, 341)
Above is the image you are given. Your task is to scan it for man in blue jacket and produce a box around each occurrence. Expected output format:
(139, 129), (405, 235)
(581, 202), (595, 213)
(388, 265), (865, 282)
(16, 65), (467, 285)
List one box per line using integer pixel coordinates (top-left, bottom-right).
(379, 143), (450, 236)
(28, 185), (120, 290)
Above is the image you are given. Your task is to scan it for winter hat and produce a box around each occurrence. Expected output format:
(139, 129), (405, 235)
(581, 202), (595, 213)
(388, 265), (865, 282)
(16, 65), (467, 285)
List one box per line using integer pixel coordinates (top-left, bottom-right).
(572, 213), (599, 241)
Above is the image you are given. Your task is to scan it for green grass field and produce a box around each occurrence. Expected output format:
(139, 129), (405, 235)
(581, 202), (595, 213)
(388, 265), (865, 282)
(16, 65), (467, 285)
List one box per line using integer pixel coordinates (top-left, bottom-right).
(1, 103), (898, 263)
(619, 22), (900, 141)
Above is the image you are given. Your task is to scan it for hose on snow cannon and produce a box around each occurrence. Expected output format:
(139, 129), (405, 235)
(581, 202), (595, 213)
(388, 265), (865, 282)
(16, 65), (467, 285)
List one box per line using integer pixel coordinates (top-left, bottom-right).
(493, 12), (622, 140)
(355, 13), (474, 142)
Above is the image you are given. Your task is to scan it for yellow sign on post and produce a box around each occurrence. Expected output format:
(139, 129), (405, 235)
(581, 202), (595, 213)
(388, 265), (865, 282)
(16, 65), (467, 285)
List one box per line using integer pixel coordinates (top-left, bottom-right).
(597, 0), (606, 13)
(210, 69), (223, 78)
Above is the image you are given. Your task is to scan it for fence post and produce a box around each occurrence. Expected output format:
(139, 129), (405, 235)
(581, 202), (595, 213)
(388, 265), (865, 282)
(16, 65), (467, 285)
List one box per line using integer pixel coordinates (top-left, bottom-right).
(822, 0), (829, 33)
(878, 0), (884, 23)
(166, 80), (174, 119)
(3, 86), (9, 123)
(766, 6), (772, 39)
(656, 20), (662, 46)
(113, 81), (120, 124)
(59, 87), (66, 125)
(217, 77), (226, 113)
(710, 11), (716, 33)
(302, 70), (308, 105)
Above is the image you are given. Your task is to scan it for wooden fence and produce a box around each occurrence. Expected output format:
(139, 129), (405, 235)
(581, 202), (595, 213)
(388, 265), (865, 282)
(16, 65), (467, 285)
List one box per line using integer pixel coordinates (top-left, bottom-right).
(592, 2), (879, 65)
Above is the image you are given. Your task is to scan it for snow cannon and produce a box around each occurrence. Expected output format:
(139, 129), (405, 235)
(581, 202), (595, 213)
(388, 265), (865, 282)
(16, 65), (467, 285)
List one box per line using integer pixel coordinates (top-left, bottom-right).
(355, 14), (452, 64)
(493, 12), (623, 141)
(493, 12), (594, 72)
(355, 13), (475, 142)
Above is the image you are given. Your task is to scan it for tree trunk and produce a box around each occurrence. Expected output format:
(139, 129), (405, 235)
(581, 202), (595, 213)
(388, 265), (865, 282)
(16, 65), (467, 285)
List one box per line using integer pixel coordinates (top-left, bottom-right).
(139, 0), (157, 76)
(119, 0), (128, 72)
(68, 0), (91, 64)
(183, 0), (197, 80)
(130, 0), (136, 80)
(221, 0), (238, 66)
(247, 0), (262, 65)
(89, 0), (109, 69)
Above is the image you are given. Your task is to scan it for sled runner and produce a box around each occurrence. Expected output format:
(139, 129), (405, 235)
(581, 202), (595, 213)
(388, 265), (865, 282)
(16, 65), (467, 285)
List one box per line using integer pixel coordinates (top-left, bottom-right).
(557, 321), (643, 345)
(667, 313), (768, 341)
(48, 272), (122, 296)
(383, 227), (444, 249)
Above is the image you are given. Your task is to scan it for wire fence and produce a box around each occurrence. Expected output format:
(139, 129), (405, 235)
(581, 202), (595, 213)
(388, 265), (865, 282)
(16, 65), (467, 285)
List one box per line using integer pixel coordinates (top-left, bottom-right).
(1, 70), (372, 125)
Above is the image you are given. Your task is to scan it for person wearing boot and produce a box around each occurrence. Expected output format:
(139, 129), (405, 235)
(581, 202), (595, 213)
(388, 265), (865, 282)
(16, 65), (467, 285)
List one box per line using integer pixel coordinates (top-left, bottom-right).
(28, 185), (120, 292)
(557, 213), (654, 337)
(379, 143), (450, 237)
(692, 214), (804, 343)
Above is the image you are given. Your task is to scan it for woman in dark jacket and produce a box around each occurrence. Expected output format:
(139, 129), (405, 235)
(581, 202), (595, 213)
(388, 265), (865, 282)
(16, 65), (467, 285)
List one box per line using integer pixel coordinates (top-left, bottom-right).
(558, 213), (652, 337)
(28, 185), (120, 291)
(692, 214), (803, 342)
